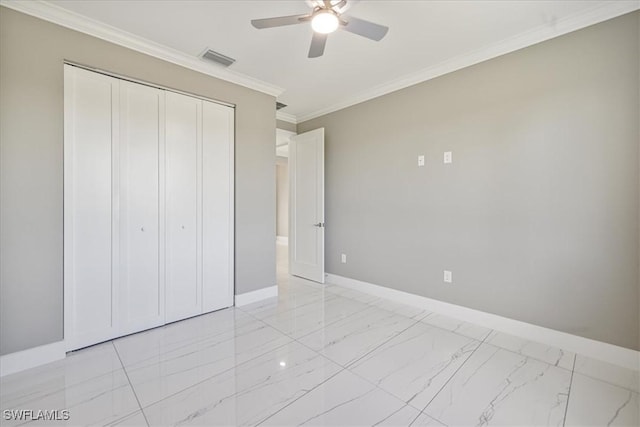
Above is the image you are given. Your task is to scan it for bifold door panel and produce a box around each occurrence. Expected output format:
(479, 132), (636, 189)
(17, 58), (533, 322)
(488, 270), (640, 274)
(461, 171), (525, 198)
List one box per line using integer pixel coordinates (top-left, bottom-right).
(165, 92), (201, 323)
(64, 65), (234, 351)
(202, 101), (235, 313)
(118, 81), (164, 335)
(63, 68), (118, 350)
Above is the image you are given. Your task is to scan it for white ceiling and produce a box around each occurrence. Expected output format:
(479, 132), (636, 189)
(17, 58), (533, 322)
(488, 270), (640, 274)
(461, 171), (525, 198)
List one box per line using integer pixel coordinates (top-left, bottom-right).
(35, 1), (640, 121)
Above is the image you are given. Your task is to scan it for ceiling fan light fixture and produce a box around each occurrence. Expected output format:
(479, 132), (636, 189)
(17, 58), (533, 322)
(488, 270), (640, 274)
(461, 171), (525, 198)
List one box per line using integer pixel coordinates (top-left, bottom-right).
(311, 10), (339, 34)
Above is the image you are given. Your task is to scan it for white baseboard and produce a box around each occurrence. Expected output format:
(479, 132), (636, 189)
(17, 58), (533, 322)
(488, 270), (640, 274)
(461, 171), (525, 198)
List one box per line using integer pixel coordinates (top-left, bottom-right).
(276, 236), (288, 245)
(326, 274), (640, 371)
(235, 285), (278, 307)
(1, 341), (66, 377)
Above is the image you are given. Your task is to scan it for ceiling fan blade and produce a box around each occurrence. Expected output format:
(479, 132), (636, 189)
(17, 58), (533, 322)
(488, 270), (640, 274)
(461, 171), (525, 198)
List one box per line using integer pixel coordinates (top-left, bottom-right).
(341, 15), (388, 41)
(332, 0), (348, 12)
(251, 14), (309, 29)
(308, 32), (328, 58)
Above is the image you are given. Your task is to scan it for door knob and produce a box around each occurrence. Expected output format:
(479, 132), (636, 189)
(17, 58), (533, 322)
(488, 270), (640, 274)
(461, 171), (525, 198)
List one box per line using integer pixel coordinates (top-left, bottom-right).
(313, 222), (325, 228)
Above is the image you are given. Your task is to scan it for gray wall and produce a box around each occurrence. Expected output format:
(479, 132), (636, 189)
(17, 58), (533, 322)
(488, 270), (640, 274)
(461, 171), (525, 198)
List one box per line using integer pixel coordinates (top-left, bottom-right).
(0, 8), (276, 355)
(277, 119), (296, 133)
(276, 159), (289, 237)
(299, 12), (640, 350)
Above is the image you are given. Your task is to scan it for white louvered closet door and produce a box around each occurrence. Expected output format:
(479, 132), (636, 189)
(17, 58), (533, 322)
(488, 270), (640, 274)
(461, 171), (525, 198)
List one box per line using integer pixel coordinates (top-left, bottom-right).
(118, 81), (165, 335)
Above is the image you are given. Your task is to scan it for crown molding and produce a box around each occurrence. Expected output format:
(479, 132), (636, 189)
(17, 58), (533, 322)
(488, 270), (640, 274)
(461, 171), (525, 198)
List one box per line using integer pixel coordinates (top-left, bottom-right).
(296, 0), (640, 123)
(3, 0), (637, 123)
(276, 111), (298, 124)
(0, 0), (284, 97)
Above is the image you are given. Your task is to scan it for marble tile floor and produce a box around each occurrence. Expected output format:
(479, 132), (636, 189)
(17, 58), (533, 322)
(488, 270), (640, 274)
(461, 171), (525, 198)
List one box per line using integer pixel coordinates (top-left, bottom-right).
(1, 243), (638, 426)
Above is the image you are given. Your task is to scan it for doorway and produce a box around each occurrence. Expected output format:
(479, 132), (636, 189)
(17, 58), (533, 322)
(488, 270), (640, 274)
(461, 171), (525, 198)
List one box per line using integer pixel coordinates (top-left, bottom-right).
(276, 128), (295, 286)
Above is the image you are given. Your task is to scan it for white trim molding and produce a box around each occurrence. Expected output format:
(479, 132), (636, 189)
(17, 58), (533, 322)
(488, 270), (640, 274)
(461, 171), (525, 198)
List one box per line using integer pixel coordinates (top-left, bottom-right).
(326, 274), (640, 371)
(0, 0), (284, 97)
(235, 285), (278, 307)
(0, 341), (66, 377)
(276, 111), (297, 125)
(276, 236), (289, 245)
(296, 1), (640, 123)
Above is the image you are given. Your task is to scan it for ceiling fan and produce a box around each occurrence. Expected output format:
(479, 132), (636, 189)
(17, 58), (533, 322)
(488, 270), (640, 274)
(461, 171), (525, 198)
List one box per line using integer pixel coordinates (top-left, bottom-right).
(251, 0), (389, 58)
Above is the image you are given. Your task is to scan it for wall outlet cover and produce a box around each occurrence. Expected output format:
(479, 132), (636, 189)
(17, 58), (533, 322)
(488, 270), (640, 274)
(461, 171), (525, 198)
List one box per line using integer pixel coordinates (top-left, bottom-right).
(444, 151), (452, 164)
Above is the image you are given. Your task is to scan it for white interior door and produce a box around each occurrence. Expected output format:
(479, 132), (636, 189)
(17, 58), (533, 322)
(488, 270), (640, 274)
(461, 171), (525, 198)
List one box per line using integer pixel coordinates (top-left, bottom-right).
(165, 91), (201, 322)
(64, 66), (119, 350)
(289, 128), (325, 283)
(118, 81), (164, 334)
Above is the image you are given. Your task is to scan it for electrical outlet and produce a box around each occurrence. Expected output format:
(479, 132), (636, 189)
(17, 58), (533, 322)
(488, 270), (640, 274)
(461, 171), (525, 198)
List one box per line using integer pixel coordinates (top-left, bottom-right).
(341, 253), (347, 263)
(418, 155), (425, 167)
(443, 270), (452, 283)
(444, 151), (452, 164)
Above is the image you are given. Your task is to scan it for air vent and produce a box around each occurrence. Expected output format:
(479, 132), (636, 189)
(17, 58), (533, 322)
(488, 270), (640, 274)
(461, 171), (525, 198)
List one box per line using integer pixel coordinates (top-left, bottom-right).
(201, 49), (236, 67)
(276, 102), (287, 110)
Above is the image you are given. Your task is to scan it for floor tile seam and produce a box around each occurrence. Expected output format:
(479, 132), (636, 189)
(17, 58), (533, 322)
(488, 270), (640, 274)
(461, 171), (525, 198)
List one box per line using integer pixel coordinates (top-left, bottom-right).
(417, 323), (492, 421)
(262, 300), (386, 343)
(477, 341), (574, 373)
(341, 318), (424, 371)
(2, 383), (140, 427)
(246, 293), (349, 322)
(300, 307), (419, 350)
(250, 292), (477, 376)
(345, 364), (429, 413)
(133, 336), (297, 411)
(573, 370), (640, 396)
(0, 364), (131, 411)
(325, 286), (456, 324)
(415, 318), (493, 343)
(318, 366), (433, 426)
(341, 292), (491, 342)
(253, 367), (347, 426)
(238, 299), (438, 412)
(568, 370), (640, 394)
(239, 303), (348, 371)
(113, 326), (253, 372)
(111, 342), (151, 427)
(326, 290), (385, 309)
(343, 319), (478, 424)
(409, 409), (449, 427)
(562, 353), (577, 427)
(104, 409), (147, 427)
(267, 315), (423, 373)
(417, 323), (574, 373)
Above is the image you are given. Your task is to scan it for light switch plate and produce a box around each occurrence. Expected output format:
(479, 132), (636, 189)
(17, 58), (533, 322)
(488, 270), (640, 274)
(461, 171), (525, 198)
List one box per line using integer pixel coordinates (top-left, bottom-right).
(443, 270), (452, 283)
(444, 151), (452, 164)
